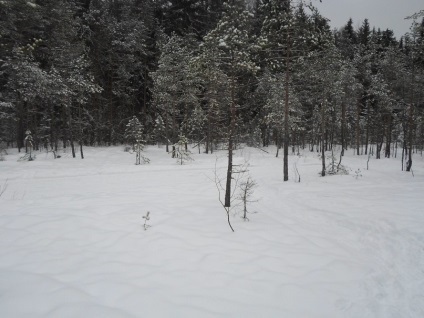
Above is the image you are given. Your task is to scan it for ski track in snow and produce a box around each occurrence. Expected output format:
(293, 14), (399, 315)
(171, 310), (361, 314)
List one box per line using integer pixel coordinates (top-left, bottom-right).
(0, 146), (423, 317)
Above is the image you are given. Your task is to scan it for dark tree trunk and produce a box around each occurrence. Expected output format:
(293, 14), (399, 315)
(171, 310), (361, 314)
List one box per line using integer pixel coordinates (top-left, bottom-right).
(385, 114), (392, 158)
(341, 100), (346, 156)
(406, 104), (414, 171)
(80, 142), (84, 159)
(165, 112), (169, 153)
(356, 98), (361, 155)
(321, 101), (326, 177)
(16, 101), (26, 152)
(283, 30), (290, 182)
(224, 74), (236, 208)
(70, 134), (76, 158)
(365, 101), (370, 155)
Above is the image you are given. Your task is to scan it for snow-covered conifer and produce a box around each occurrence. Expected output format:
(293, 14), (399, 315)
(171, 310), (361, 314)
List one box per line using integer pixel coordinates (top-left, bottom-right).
(174, 134), (193, 165)
(24, 130), (34, 161)
(125, 116), (149, 165)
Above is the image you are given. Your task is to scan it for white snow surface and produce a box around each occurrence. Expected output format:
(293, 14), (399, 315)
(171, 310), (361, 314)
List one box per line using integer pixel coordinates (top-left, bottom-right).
(1, 145), (423, 318)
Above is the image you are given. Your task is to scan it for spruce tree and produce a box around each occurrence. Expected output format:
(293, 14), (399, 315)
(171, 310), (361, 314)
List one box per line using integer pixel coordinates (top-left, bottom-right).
(125, 116), (149, 165)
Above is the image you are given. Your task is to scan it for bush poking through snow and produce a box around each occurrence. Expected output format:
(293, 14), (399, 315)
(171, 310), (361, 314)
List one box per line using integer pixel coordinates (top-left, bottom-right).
(124, 145), (131, 152)
(212, 159), (257, 231)
(238, 176), (258, 221)
(0, 179), (7, 198)
(325, 149), (349, 176)
(135, 143), (150, 165)
(142, 211), (151, 230)
(354, 169), (363, 179)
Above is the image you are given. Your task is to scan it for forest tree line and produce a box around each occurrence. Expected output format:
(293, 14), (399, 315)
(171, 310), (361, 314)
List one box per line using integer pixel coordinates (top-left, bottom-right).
(0, 0), (423, 172)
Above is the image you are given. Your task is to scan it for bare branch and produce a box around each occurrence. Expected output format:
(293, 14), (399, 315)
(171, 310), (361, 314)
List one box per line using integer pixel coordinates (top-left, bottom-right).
(0, 179), (8, 198)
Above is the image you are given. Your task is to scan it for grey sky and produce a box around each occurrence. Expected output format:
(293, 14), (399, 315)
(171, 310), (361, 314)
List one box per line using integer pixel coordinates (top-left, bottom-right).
(314, 0), (423, 38)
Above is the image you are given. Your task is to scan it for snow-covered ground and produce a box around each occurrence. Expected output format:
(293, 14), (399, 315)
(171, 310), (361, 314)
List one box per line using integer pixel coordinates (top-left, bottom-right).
(0, 145), (423, 318)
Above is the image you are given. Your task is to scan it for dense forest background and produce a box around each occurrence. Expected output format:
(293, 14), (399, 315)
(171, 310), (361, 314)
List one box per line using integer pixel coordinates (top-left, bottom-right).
(0, 0), (423, 171)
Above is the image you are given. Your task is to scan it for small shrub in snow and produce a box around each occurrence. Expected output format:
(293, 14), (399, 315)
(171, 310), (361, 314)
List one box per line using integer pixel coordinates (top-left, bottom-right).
(325, 150), (349, 176)
(354, 169), (362, 179)
(142, 211), (151, 230)
(212, 159), (257, 231)
(135, 142), (150, 165)
(238, 176), (258, 221)
(0, 179), (7, 198)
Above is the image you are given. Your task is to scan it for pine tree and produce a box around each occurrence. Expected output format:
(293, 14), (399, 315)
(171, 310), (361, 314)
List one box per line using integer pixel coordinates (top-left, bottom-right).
(24, 129), (34, 161)
(301, 43), (344, 176)
(156, 0), (217, 37)
(125, 116), (149, 165)
(259, 0), (320, 180)
(174, 134), (193, 165)
(151, 33), (200, 155)
(192, 46), (230, 154)
(125, 116), (144, 150)
(336, 18), (358, 60)
(203, 0), (257, 208)
(188, 104), (207, 153)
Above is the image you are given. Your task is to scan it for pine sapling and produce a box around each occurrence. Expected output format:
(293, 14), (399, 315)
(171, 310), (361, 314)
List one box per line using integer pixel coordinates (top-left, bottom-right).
(238, 176), (257, 221)
(125, 116), (150, 165)
(174, 134), (193, 165)
(135, 139), (150, 165)
(23, 130), (34, 161)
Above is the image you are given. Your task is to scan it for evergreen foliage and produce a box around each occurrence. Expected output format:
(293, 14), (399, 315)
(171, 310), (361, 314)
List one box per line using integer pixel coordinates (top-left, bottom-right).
(0, 1), (422, 172)
(174, 134), (193, 165)
(125, 116), (149, 165)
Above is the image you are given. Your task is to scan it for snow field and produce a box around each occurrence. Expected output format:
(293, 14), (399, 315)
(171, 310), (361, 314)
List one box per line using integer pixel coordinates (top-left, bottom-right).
(0, 145), (423, 317)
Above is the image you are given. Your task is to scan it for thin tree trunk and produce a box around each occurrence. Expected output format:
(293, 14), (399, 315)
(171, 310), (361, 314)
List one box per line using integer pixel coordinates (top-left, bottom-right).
(385, 114), (392, 158)
(283, 30), (290, 182)
(17, 101), (26, 152)
(165, 112), (169, 153)
(406, 32), (417, 171)
(356, 98), (361, 155)
(70, 131), (76, 158)
(341, 99), (346, 156)
(225, 73), (236, 208)
(205, 116), (210, 154)
(365, 101), (370, 155)
(80, 142), (84, 159)
(321, 101), (326, 177)
(406, 104), (414, 171)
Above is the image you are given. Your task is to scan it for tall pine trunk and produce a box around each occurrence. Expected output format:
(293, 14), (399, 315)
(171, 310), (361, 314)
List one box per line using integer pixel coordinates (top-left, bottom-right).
(356, 98), (361, 155)
(406, 58), (415, 171)
(341, 99), (346, 156)
(225, 73), (236, 208)
(283, 31), (290, 182)
(321, 101), (326, 177)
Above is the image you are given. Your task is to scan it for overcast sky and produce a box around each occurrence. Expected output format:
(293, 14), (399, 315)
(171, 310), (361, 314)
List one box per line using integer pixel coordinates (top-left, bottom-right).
(314, 0), (423, 38)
